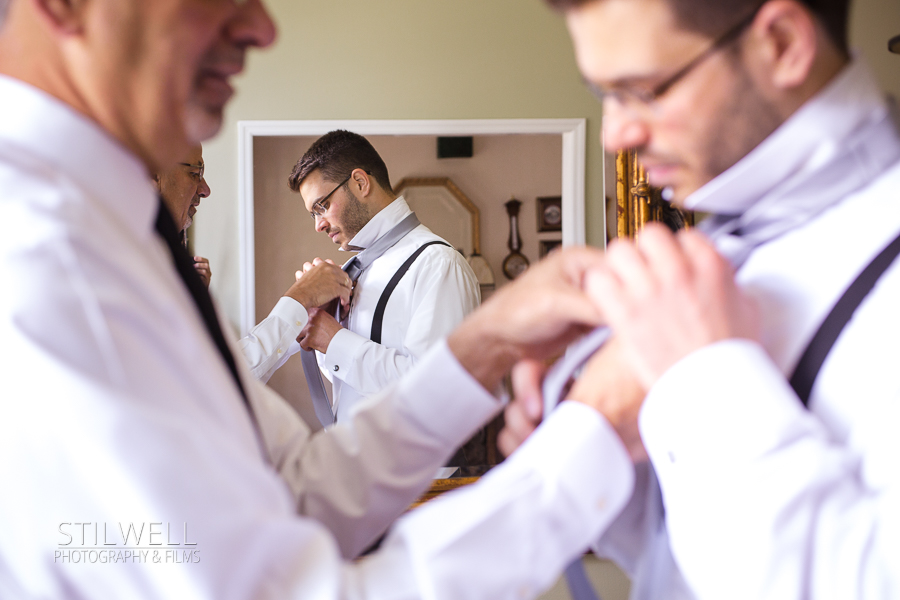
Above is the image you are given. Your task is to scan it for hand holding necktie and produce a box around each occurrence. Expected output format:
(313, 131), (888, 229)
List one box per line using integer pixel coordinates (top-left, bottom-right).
(586, 224), (759, 390)
(297, 307), (343, 353)
(283, 258), (352, 311)
(500, 225), (757, 463)
(447, 246), (607, 393)
(500, 338), (649, 462)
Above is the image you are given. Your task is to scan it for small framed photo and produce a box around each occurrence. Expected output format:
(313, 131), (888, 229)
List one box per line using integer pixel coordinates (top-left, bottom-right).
(539, 239), (562, 258)
(536, 196), (562, 232)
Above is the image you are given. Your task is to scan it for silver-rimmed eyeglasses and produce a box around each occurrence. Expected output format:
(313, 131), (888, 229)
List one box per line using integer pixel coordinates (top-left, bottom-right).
(309, 174), (352, 220)
(179, 161), (205, 181)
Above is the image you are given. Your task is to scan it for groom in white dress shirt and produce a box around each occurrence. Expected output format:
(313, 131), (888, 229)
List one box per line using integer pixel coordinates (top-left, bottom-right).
(498, 0), (900, 598)
(241, 130), (480, 424)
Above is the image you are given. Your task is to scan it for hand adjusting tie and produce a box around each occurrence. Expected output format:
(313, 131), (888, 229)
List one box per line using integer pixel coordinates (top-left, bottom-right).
(541, 326), (612, 600)
(541, 326), (611, 417)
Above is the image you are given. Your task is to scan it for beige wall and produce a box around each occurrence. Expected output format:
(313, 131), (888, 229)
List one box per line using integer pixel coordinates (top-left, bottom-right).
(851, 0), (900, 100)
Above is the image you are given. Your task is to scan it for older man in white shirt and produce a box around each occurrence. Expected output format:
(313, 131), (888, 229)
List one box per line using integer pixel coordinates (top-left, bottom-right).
(0, 0), (637, 598)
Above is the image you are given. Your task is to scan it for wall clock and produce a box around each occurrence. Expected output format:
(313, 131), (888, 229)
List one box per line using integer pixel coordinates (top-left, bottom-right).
(502, 198), (529, 279)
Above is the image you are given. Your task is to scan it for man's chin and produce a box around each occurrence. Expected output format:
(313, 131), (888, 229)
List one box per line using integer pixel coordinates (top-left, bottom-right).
(184, 104), (224, 144)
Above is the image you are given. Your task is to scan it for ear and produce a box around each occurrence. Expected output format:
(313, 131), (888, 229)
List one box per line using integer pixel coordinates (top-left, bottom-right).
(350, 168), (373, 198)
(750, 0), (818, 90)
(32, 0), (88, 34)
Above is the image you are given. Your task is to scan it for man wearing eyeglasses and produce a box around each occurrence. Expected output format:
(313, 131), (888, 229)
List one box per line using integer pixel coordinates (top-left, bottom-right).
(499, 0), (900, 597)
(241, 130), (480, 428)
(154, 145), (213, 287)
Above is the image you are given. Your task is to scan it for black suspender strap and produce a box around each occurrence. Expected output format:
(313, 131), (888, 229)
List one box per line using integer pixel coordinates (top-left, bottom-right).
(789, 229), (900, 406)
(370, 241), (450, 344)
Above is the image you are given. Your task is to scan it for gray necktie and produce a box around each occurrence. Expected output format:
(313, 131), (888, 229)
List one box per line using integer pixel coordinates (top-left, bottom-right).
(301, 212), (421, 427)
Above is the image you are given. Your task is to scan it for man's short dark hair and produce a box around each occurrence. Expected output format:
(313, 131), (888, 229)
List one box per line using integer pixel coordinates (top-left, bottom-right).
(288, 130), (394, 194)
(544, 0), (849, 56)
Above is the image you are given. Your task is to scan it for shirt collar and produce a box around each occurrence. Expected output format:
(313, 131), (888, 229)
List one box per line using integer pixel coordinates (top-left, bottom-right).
(346, 196), (413, 250)
(684, 57), (891, 215)
(0, 75), (158, 240)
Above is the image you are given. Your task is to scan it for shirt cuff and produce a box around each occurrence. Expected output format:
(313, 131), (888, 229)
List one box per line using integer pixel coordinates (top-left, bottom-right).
(392, 339), (502, 445)
(514, 400), (635, 516)
(375, 400), (635, 600)
(271, 296), (309, 330)
(322, 328), (367, 378)
(640, 339), (817, 478)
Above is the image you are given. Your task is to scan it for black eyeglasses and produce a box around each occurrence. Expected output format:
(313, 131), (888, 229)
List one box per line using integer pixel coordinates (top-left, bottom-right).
(179, 161), (204, 181)
(309, 174), (352, 220)
(589, 5), (763, 110)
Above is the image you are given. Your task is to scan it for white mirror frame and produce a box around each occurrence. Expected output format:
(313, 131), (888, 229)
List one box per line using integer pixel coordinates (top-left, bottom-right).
(237, 118), (586, 335)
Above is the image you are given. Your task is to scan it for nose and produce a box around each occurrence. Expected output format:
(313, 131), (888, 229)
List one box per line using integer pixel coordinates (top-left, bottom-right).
(602, 100), (652, 153)
(314, 214), (328, 233)
(227, 0), (278, 50)
(198, 177), (211, 199)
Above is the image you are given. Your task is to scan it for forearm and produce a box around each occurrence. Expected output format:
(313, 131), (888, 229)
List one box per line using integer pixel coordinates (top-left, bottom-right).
(354, 401), (635, 600)
(641, 340), (900, 599)
(447, 305), (523, 392)
(238, 297), (307, 383)
(287, 341), (503, 559)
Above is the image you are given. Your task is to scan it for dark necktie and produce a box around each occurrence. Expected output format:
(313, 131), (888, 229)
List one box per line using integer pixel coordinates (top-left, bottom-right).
(154, 199), (250, 409)
(301, 212), (421, 426)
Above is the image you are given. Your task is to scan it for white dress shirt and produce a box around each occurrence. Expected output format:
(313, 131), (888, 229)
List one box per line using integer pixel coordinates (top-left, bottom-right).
(0, 74), (635, 599)
(242, 197), (481, 422)
(619, 58), (900, 599)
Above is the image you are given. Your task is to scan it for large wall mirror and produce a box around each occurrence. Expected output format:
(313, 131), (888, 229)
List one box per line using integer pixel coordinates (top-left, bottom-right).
(238, 119), (586, 427)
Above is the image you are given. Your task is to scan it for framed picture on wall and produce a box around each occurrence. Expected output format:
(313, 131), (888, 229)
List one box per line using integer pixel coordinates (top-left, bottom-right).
(539, 239), (562, 258)
(536, 196), (562, 232)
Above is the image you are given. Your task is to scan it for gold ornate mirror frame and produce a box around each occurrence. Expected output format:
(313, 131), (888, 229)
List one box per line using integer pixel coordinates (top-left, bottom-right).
(614, 149), (694, 239)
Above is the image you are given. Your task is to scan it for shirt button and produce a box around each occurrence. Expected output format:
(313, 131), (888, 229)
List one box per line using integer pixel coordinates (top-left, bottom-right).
(277, 348), (283, 355)
(596, 496), (607, 511)
(333, 365), (340, 372)
(296, 321), (302, 326)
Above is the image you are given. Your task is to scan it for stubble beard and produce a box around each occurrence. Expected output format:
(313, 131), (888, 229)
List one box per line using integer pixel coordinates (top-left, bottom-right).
(701, 53), (783, 185)
(335, 193), (371, 248)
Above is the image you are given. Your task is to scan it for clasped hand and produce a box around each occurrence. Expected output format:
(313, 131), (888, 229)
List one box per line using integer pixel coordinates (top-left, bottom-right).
(283, 258), (350, 354)
(498, 224), (759, 462)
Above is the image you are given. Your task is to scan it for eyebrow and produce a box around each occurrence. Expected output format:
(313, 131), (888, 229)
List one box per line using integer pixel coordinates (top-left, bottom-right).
(582, 72), (667, 91)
